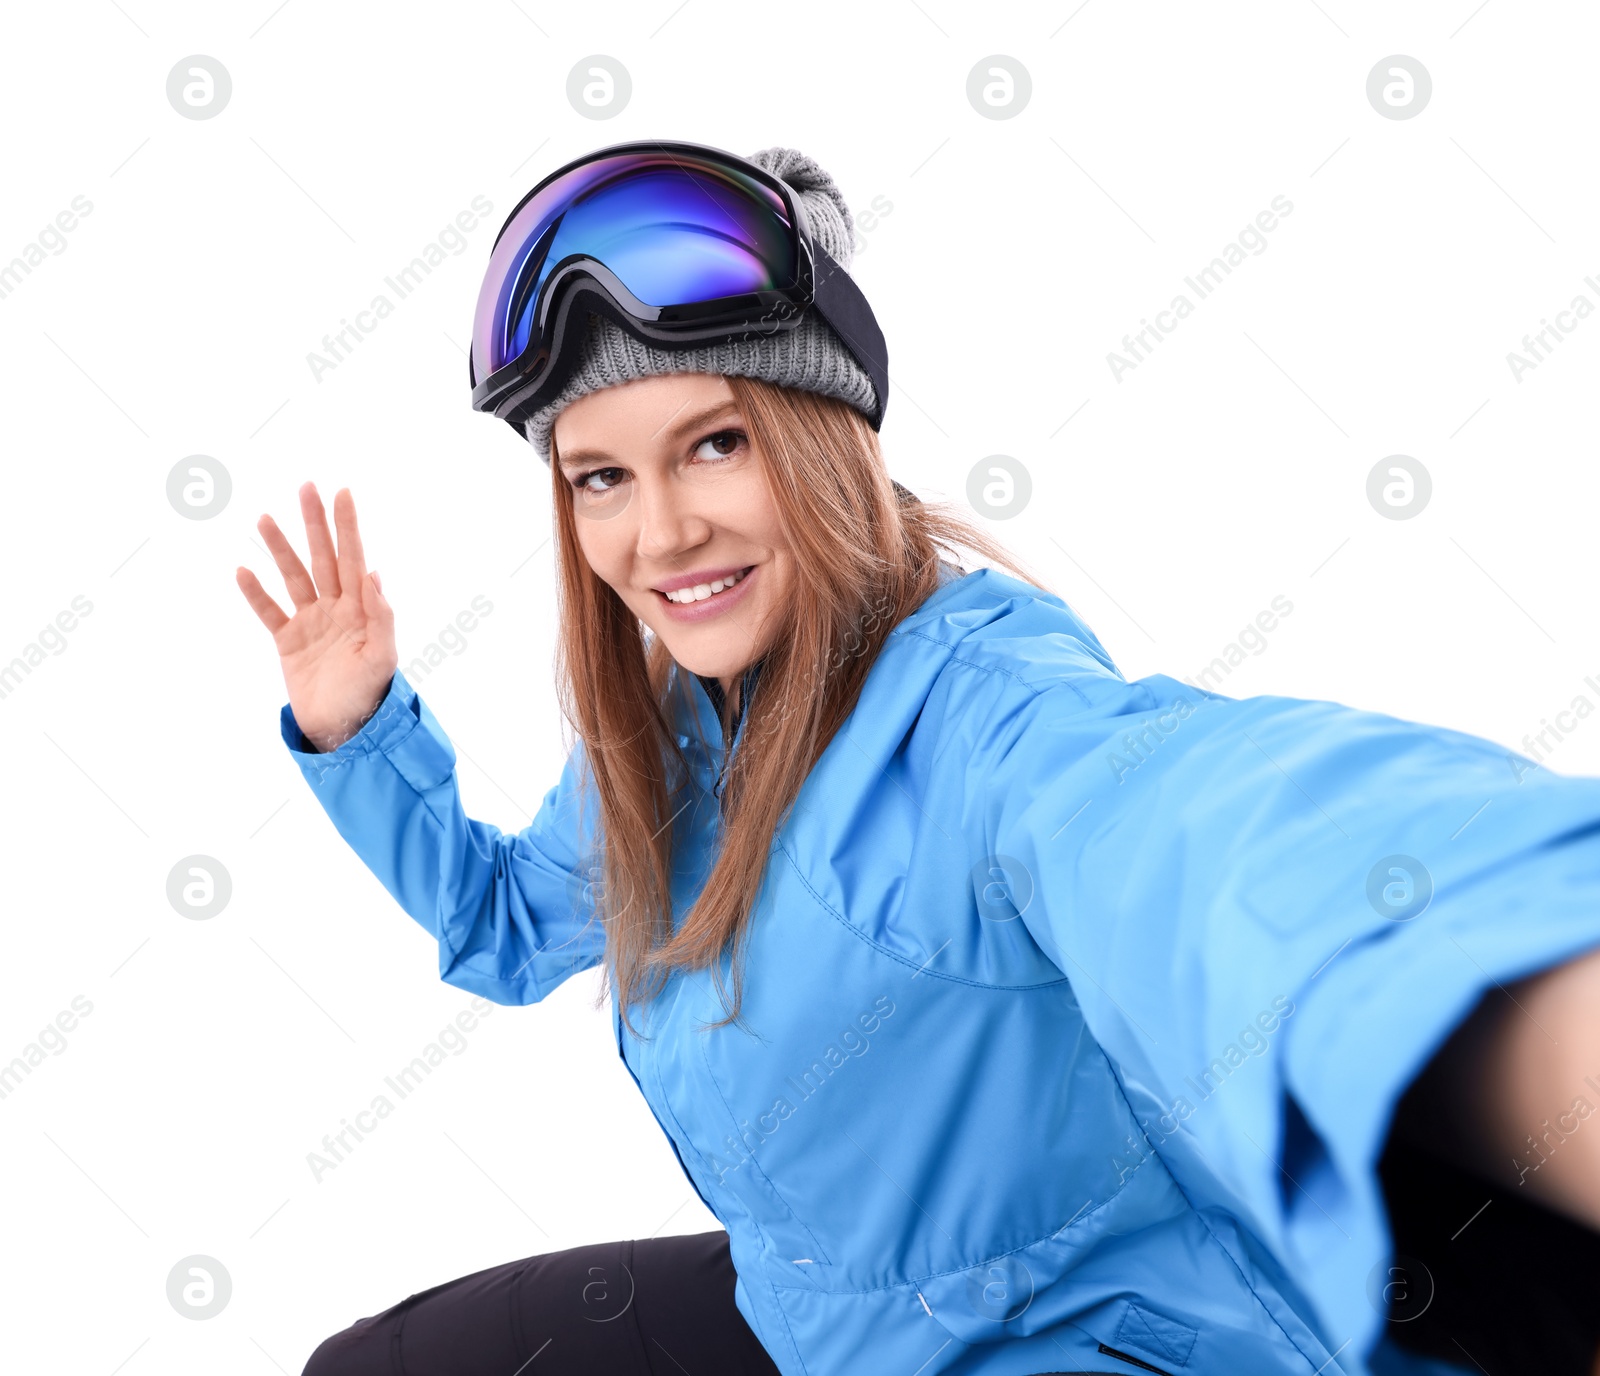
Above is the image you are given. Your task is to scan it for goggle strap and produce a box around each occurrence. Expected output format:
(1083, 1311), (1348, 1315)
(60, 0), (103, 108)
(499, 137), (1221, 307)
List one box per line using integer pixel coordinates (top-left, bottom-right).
(807, 242), (889, 430)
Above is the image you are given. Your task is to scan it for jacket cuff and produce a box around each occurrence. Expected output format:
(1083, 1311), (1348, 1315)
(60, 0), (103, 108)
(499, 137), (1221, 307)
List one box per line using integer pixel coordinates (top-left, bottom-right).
(280, 670), (457, 794)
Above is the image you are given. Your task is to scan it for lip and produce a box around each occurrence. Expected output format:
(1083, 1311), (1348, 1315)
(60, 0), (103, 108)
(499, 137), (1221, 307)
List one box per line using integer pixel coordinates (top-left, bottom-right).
(654, 564), (757, 623)
(652, 564), (753, 594)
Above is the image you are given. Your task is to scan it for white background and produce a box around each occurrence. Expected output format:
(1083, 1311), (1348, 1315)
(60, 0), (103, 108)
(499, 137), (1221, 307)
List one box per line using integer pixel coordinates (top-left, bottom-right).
(0, 2), (1595, 1371)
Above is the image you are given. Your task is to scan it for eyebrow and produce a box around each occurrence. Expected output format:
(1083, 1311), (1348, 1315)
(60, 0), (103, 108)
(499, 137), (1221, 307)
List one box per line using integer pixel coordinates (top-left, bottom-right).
(556, 400), (744, 472)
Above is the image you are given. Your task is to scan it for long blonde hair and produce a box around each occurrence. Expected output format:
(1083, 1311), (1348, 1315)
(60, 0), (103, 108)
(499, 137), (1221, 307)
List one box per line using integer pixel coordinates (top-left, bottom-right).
(549, 374), (1056, 1036)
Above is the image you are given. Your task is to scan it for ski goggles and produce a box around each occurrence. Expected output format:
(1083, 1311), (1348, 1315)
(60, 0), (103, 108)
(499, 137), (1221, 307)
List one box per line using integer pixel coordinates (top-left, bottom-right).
(468, 139), (889, 442)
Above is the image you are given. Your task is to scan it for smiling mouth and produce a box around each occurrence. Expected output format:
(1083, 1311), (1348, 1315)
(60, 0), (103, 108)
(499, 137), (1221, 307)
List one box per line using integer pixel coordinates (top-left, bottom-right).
(657, 566), (754, 605)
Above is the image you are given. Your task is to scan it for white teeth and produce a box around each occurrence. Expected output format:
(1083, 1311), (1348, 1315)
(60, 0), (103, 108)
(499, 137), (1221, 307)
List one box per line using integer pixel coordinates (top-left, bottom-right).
(664, 568), (747, 604)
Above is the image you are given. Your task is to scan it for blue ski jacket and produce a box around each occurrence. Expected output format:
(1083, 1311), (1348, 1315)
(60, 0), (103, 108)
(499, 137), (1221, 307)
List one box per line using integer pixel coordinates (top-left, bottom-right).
(281, 561), (1600, 1376)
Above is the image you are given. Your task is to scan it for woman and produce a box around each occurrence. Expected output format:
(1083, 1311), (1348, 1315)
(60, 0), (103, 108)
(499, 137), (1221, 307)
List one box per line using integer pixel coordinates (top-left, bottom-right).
(237, 142), (1600, 1375)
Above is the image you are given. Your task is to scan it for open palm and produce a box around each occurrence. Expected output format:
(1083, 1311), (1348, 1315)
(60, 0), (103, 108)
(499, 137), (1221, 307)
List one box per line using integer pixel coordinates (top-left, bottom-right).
(236, 482), (398, 752)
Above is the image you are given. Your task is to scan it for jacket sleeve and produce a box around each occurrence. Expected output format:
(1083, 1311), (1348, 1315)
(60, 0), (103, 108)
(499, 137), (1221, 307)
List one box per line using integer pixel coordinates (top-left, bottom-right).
(968, 658), (1600, 1354)
(280, 668), (606, 1005)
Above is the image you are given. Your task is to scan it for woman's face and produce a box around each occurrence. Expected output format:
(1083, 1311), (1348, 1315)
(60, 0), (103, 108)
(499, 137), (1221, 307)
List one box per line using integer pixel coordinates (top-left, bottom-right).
(552, 373), (792, 695)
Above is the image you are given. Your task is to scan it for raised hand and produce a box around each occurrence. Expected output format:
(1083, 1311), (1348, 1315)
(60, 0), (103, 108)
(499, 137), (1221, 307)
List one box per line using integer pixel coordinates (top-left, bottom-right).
(237, 482), (399, 753)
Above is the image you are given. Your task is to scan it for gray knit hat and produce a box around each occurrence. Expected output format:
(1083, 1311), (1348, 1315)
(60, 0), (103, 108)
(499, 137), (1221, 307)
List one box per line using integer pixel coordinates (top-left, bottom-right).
(522, 146), (881, 463)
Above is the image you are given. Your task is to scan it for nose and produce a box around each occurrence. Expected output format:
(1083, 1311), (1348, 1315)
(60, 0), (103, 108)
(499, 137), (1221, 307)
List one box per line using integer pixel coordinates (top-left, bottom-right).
(633, 472), (708, 563)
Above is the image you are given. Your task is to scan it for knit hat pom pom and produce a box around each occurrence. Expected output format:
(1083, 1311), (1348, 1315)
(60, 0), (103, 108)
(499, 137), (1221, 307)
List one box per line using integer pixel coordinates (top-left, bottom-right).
(745, 147), (855, 271)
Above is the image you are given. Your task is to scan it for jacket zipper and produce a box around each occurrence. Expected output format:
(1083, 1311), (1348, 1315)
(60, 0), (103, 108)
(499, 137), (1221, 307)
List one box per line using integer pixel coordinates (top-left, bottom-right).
(610, 1001), (719, 1219)
(711, 662), (759, 812)
(1097, 1342), (1174, 1376)
(608, 662), (761, 1214)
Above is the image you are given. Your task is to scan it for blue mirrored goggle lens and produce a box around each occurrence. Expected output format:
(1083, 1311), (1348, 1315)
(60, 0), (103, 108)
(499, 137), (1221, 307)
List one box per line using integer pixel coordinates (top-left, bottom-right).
(471, 153), (796, 386)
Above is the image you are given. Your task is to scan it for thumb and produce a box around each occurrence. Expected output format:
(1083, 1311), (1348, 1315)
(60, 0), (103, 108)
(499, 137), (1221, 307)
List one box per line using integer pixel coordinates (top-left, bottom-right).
(364, 569), (391, 619)
(364, 570), (396, 653)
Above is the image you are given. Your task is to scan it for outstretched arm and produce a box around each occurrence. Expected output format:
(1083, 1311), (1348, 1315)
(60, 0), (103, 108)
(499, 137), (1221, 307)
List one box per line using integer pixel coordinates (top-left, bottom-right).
(282, 667), (609, 1006)
(959, 643), (1600, 1355)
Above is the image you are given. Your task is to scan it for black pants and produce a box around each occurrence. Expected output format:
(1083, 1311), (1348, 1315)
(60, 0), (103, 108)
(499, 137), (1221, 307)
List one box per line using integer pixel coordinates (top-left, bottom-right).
(303, 1197), (1600, 1375)
(1377, 1132), (1600, 1375)
(301, 1230), (781, 1376)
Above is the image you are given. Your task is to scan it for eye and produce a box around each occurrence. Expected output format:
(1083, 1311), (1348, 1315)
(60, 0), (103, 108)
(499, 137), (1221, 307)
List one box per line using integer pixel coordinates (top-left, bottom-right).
(569, 466), (625, 496)
(692, 429), (747, 463)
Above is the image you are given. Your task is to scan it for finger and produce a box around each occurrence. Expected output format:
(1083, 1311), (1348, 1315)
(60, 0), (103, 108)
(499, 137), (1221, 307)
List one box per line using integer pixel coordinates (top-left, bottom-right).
(257, 511), (319, 610)
(300, 481), (342, 601)
(236, 565), (291, 636)
(362, 568), (396, 655)
(333, 488), (368, 606)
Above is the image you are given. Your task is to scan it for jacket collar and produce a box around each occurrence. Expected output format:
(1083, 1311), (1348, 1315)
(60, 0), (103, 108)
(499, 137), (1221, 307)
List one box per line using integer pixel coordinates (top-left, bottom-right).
(693, 655), (766, 745)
